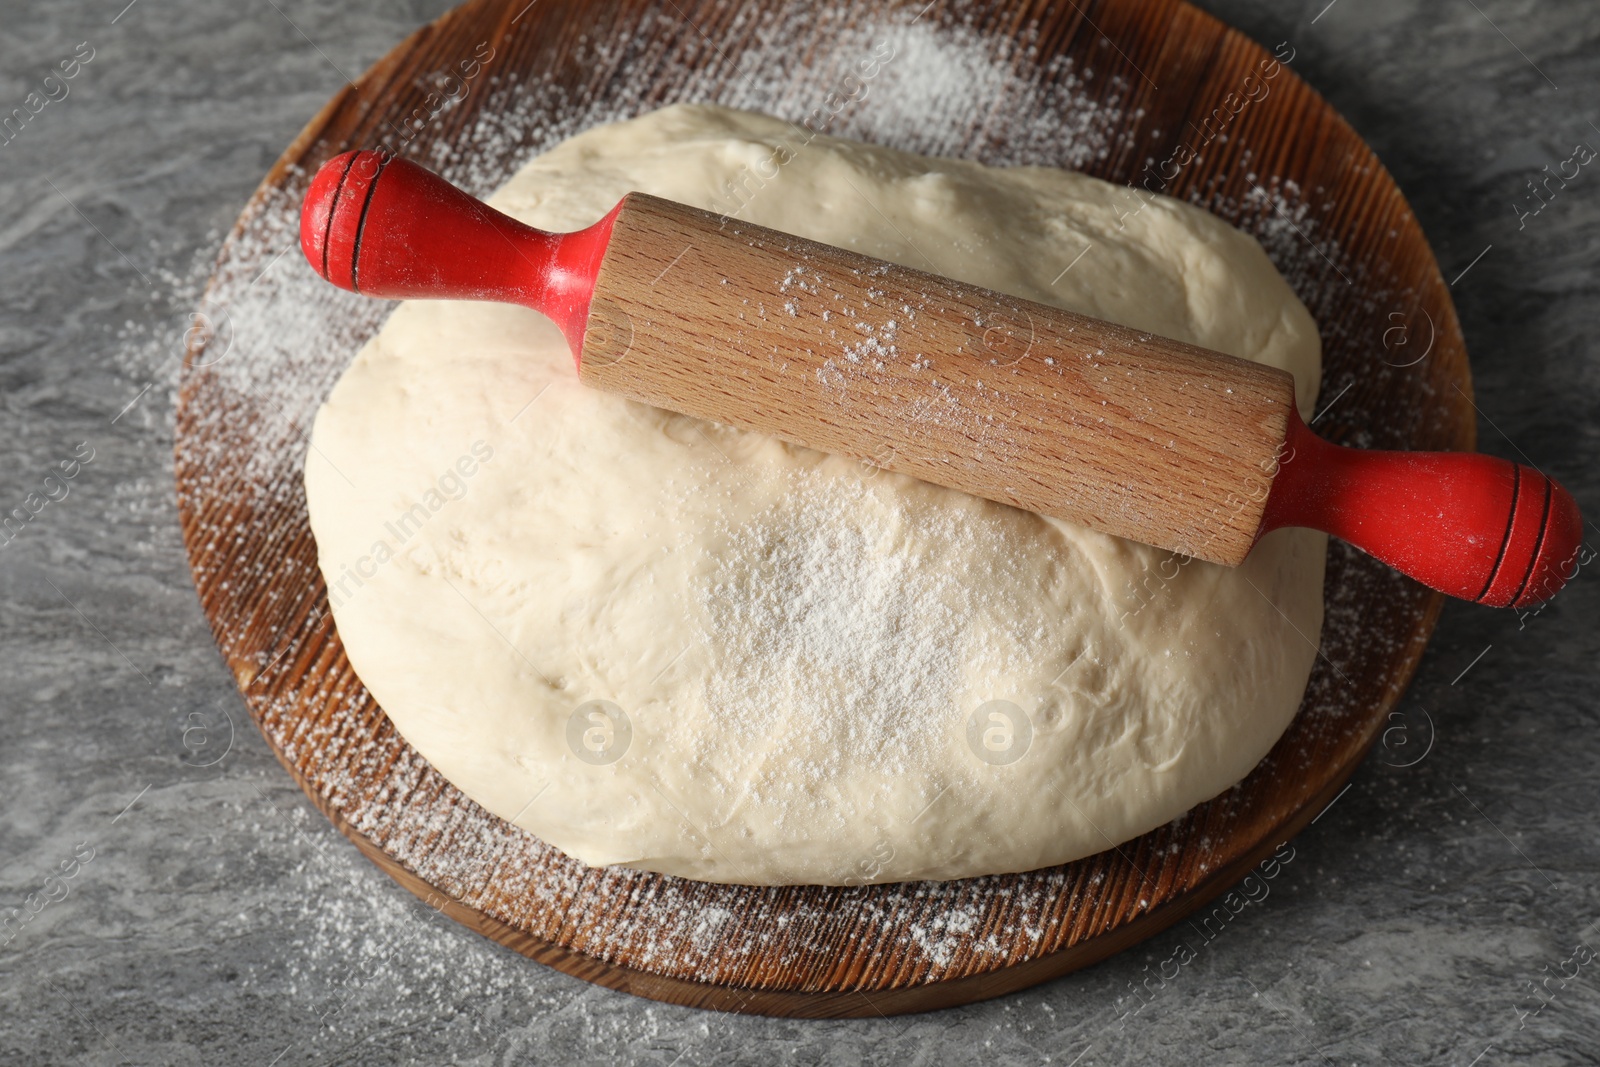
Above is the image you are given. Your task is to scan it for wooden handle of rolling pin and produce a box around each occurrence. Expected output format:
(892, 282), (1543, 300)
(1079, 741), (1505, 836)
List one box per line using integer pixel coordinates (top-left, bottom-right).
(300, 151), (1584, 608)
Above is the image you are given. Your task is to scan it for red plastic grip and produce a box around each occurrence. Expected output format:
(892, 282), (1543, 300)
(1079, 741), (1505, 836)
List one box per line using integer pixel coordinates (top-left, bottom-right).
(1261, 409), (1583, 608)
(299, 150), (619, 355)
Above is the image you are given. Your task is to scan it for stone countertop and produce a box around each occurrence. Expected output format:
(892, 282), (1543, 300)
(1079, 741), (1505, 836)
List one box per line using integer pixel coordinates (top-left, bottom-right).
(1, 0), (1597, 1063)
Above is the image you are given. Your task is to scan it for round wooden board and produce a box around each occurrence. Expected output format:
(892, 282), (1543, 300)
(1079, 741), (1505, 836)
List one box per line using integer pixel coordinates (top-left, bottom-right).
(176, 0), (1472, 1017)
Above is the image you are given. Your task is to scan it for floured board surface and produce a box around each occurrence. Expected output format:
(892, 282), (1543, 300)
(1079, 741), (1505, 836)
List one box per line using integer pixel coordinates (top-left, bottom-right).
(175, 0), (1470, 1016)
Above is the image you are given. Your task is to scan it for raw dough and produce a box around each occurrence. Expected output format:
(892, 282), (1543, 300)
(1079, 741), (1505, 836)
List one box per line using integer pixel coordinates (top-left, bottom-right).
(305, 104), (1326, 886)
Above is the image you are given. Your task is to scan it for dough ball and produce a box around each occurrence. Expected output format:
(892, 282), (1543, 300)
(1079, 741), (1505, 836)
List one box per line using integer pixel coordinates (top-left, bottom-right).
(306, 104), (1325, 885)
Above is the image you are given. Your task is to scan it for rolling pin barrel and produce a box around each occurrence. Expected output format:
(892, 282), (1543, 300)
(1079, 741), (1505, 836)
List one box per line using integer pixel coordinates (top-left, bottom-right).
(300, 151), (1584, 609)
(583, 192), (1296, 567)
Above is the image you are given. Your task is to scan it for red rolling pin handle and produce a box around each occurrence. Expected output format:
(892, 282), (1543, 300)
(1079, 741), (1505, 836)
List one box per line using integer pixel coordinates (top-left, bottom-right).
(299, 149), (618, 353)
(1261, 410), (1583, 609)
(299, 151), (1585, 610)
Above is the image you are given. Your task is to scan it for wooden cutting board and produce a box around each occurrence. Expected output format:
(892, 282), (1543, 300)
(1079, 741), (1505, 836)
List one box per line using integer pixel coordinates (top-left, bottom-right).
(175, 0), (1470, 1017)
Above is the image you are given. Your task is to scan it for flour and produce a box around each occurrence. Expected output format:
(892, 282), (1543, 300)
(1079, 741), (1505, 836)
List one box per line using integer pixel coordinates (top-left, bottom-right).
(700, 471), (1019, 788)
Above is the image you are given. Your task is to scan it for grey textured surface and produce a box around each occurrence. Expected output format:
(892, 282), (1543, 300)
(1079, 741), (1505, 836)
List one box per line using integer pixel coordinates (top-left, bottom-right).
(1, 0), (1597, 1063)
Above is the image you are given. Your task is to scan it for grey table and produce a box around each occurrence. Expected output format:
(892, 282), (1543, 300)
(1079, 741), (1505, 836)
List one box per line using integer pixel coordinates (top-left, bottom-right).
(2, 0), (1597, 1063)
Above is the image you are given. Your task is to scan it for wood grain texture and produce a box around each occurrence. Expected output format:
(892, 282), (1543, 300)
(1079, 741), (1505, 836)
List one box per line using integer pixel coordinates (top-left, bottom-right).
(175, 0), (1472, 1017)
(584, 193), (1297, 565)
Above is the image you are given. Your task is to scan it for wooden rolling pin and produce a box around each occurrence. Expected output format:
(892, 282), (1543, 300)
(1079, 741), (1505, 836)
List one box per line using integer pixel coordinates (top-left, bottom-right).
(299, 151), (1583, 609)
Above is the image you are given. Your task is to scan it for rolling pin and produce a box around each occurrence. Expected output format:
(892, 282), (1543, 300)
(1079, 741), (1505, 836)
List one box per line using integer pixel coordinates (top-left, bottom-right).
(299, 150), (1584, 609)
